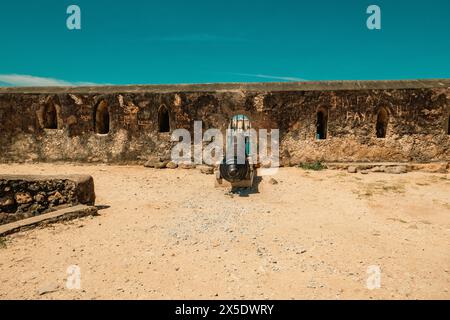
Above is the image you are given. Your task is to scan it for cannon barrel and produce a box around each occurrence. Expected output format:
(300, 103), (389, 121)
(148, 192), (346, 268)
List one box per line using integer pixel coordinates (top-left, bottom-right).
(219, 156), (250, 183)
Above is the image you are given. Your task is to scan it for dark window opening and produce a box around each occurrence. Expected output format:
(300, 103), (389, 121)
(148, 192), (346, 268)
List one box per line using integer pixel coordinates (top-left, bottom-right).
(94, 101), (110, 134)
(376, 107), (389, 138)
(43, 104), (58, 129)
(316, 110), (327, 140)
(158, 106), (170, 133)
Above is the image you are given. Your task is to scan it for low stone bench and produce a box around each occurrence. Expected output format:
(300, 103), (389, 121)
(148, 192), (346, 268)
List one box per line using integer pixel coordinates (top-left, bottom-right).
(0, 174), (95, 226)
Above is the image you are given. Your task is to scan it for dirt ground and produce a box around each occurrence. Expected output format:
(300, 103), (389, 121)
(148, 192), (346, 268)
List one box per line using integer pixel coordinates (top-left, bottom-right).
(0, 163), (449, 300)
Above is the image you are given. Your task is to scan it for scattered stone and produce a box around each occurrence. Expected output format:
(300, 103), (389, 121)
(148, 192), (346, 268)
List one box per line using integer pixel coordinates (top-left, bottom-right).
(347, 166), (357, 173)
(154, 161), (169, 169)
(143, 161), (155, 168)
(198, 165), (214, 175)
(360, 170), (369, 175)
(180, 163), (196, 170)
(370, 166), (386, 173)
(385, 165), (407, 174)
(268, 178), (278, 185)
(144, 156), (164, 168)
(166, 161), (178, 169)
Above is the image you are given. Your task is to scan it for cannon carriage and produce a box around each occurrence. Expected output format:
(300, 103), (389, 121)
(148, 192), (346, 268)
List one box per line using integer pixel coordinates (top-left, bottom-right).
(215, 115), (256, 189)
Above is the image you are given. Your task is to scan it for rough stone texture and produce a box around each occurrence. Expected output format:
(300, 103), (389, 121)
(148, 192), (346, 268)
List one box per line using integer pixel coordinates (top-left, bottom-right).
(0, 175), (95, 225)
(0, 80), (449, 165)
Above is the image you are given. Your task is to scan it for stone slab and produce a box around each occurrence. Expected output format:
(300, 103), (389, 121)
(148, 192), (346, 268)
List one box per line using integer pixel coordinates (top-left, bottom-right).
(0, 204), (98, 236)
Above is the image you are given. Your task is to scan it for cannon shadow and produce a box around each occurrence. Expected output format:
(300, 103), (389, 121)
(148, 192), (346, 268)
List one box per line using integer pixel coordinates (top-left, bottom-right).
(230, 176), (262, 197)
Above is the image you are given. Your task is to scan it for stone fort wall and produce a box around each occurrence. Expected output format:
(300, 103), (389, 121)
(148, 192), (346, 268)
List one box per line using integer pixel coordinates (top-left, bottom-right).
(0, 80), (449, 165)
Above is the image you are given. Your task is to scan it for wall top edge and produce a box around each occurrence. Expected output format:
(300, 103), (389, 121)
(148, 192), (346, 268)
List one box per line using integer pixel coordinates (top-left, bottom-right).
(0, 79), (449, 94)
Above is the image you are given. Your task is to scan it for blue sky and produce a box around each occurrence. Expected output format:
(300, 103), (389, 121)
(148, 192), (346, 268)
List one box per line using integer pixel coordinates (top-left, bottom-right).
(0, 0), (449, 86)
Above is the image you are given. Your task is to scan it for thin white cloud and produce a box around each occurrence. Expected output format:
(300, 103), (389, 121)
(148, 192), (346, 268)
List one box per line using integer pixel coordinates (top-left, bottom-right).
(0, 74), (99, 87)
(232, 73), (308, 82)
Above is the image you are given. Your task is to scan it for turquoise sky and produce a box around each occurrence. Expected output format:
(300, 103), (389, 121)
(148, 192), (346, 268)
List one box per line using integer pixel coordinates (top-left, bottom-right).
(0, 0), (449, 86)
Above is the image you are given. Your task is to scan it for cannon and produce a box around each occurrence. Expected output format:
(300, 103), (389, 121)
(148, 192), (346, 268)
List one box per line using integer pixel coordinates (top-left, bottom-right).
(216, 155), (255, 188)
(215, 115), (256, 189)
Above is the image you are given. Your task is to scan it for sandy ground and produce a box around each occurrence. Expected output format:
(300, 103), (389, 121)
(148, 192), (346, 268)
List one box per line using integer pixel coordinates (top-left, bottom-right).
(0, 163), (449, 300)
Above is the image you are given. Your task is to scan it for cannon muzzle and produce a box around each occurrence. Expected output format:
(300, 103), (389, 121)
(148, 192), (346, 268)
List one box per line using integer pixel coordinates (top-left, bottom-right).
(219, 156), (250, 183)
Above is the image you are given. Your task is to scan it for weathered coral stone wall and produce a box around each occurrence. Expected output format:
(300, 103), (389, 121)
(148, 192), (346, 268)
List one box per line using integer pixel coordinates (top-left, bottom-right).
(275, 88), (450, 164)
(0, 80), (449, 165)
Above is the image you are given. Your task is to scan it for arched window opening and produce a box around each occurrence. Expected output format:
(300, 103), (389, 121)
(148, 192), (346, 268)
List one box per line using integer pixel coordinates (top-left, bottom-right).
(94, 100), (110, 134)
(376, 107), (389, 138)
(228, 114), (252, 157)
(158, 106), (170, 133)
(316, 110), (328, 140)
(229, 114), (251, 131)
(43, 103), (58, 129)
